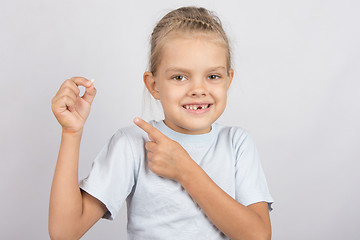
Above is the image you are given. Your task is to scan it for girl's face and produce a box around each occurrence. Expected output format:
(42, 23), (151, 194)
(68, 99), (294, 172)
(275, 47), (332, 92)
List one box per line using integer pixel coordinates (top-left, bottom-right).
(144, 33), (233, 135)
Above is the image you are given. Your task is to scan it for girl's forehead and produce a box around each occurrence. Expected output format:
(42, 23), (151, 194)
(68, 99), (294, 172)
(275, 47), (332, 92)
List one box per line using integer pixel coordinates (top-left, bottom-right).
(162, 31), (227, 56)
(158, 33), (228, 72)
(162, 37), (227, 57)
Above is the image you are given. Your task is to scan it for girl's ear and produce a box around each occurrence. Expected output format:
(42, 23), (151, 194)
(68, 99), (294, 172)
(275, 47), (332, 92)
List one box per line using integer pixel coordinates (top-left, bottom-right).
(143, 71), (160, 100)
(227, 69), (234, 89)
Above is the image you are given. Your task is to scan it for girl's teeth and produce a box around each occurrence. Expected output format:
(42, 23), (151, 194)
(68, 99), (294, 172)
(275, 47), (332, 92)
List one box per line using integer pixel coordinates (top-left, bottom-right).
(184, 104), (209, 110)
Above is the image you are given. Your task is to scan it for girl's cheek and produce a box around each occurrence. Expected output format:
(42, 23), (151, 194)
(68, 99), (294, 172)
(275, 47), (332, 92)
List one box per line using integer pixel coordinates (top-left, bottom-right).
(213, 88), (228, 97)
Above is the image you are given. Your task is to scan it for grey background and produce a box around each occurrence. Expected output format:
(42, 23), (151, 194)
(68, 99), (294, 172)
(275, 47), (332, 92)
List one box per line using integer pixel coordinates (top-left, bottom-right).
(1, 0), (359, 239)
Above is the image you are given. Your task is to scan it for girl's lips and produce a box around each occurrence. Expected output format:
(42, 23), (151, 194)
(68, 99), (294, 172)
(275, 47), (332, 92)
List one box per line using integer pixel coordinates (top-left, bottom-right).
(182, 103), (213, 114)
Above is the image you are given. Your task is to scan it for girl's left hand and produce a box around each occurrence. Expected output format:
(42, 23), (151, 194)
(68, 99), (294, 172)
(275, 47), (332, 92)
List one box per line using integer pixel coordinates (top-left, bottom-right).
(134, 117), (193, 182)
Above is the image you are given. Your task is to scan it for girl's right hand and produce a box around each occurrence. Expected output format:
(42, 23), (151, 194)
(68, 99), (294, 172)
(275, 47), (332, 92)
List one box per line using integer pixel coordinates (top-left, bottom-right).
(51, 77), (97, 134)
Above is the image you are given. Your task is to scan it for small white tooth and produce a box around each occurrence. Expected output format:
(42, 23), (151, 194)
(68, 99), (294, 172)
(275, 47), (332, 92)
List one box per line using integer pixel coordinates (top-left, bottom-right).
(191, 106), (195, 110)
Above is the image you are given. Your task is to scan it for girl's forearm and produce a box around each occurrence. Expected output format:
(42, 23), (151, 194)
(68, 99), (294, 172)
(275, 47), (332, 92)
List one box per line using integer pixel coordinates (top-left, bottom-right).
(179, 161), (270, 240)
(49, 129), (84, 237)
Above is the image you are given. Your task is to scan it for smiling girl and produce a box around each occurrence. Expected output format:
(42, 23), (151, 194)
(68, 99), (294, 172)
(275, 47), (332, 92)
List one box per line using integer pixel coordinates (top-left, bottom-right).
(49, 6), (273, 240)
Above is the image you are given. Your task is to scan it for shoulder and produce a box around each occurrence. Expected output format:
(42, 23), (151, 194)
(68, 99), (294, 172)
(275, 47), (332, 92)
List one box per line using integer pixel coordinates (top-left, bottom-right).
(214, 123), (258, 158)
(215, 123), (251, 144)
(110, 124), (147, 145)
(98, 123), (149, 164)
(110, 120), (160, 144)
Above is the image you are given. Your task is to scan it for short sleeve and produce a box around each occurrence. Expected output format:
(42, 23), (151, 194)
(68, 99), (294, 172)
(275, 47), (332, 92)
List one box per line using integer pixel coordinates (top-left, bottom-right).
(79, 130), (137, 220)
(234, 131), (273, 210)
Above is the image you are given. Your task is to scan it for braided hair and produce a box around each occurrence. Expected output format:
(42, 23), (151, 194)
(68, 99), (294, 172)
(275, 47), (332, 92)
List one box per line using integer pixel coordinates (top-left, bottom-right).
(149, 7), (232, 75)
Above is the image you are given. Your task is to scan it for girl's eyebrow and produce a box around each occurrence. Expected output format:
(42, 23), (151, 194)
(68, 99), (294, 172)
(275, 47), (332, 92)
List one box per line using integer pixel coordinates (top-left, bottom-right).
(208, 66), (226, 72)
(165, 66), (226, 73)
(165, 67), (189, 74)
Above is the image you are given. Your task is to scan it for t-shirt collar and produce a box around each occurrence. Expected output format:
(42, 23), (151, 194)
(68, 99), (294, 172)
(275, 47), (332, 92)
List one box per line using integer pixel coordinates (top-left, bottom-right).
(152, 120), (217, 144)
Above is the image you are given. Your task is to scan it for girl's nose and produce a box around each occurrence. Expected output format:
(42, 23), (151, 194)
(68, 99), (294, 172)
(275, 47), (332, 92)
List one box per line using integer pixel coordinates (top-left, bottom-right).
(188, 80), (208, 97)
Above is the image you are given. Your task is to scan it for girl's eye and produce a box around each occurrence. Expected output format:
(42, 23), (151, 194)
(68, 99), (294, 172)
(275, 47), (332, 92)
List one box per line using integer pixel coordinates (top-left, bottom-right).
(172, 75), (187, 81)
(208, 75), (220, 80)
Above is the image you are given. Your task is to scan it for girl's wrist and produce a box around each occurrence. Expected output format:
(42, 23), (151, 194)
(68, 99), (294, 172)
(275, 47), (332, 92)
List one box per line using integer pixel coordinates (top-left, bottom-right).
(62, 128), (83, 138)
(177, 155), (201, 186)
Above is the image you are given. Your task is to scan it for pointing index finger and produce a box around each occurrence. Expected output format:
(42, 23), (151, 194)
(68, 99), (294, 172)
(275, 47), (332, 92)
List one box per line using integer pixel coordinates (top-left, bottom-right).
(134, 117), (164, 142)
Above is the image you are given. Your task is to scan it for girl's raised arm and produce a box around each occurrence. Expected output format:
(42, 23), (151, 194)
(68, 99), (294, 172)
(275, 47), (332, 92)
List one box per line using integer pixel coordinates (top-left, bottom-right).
(49, 77), (107, 239)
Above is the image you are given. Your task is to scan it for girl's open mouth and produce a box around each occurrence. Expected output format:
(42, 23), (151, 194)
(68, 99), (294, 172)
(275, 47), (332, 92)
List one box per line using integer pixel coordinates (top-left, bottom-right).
(182, 104), (212, 113)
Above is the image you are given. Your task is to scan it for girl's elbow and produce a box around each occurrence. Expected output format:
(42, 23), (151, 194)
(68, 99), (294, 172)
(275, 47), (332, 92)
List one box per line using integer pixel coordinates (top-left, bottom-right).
(48, 223), (79, 240)
(249, 233), (271, 240)
(49, 231), (78, 240)
(233, 228), (271, 240)
(258, 229), (272, 240)
(48, 227), (66, 240)
(48, 226), (62, 240)
(255, 227), (271, 240)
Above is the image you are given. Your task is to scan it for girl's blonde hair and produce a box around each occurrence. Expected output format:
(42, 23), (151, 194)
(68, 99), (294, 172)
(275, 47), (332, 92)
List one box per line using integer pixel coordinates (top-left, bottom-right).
(149, 6), (232, 75)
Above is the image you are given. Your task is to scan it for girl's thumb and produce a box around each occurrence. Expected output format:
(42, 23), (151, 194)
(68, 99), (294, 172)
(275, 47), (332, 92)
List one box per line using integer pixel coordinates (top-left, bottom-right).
(82, 79), (97, 103)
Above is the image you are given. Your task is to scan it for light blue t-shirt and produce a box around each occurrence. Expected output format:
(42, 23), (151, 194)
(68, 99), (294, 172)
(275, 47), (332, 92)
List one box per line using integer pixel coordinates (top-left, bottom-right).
(79, 120), (273, 239)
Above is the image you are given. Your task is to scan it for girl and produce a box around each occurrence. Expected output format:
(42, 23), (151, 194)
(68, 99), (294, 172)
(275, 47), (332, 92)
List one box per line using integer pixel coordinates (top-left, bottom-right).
(49, 6), (273, 240)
